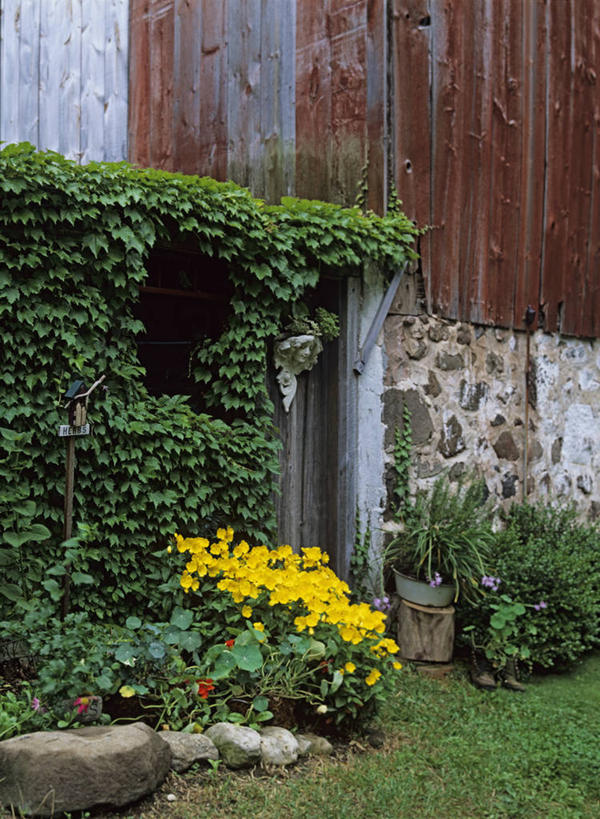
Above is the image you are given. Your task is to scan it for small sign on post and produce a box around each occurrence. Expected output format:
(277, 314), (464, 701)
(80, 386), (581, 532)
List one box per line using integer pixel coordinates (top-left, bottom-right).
(60, 374), (105, 619)
(58, 424), (91, 438)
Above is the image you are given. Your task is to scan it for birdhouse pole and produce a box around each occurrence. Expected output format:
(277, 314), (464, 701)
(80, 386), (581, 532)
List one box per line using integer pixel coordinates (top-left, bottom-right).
(59, 374), (105, 618)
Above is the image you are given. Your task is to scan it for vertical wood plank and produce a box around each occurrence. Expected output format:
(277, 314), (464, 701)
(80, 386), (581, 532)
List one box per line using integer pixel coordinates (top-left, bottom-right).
(173, 0), (202, 175)
(295, 0), (332, 202)
(335, 275), (359, 580)
(1, 0), (25, 145)
(128, 0), (153, 167)
(151, 0), (175, 170)
(464, 0), (495, 325)
(391, 0), (431, 226)
(366, 0), (386, 214)
(39, 0), (82, 159)
(391, 0), (432, 306)
(541, 0), (573, 333)
(429, 0), (464, 317)
(513, 0), (546, 331)
(227, 0), (262, 190)
(329, 0), (368, 205)
(559, 0), (599, 337)
(18, 0), (41, 145)
(80, 0), (105, 164)
(296, 0), (369, 206)
(581, 0), (600, 338)
(259, 0), (296, 201)
(197, 0), (228, 179)
(103, 0), (128, 161)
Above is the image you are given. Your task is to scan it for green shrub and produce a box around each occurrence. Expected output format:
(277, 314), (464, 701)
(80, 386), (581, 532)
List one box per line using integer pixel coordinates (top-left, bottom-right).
(459, 502), (600, 670)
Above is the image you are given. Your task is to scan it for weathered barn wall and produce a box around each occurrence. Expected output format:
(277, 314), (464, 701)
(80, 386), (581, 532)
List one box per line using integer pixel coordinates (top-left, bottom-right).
(2, 1), (598, 336)
(382, 277), (600, 524)
(392, 0), (600, 337)
(0, 0), (129, 162)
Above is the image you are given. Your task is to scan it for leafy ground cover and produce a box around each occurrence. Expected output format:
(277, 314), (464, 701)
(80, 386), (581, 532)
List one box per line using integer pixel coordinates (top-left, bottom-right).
(53, 653), (599, 819)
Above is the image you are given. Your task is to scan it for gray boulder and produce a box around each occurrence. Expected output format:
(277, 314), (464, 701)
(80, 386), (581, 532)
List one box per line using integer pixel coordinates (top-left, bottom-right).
(296, 732), (334, 756)
(0, 723), (171, 817)
(205, 723), (261, 769)
(160, 730), (219, 772)
(259, 726), (299, 766)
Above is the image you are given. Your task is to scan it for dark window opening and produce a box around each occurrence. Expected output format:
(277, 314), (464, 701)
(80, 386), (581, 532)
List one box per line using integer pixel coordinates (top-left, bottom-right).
(133, 247), (232, 406)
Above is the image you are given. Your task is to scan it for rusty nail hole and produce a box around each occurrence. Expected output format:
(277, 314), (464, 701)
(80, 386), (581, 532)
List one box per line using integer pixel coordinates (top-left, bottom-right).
(405, 159), (413, 173)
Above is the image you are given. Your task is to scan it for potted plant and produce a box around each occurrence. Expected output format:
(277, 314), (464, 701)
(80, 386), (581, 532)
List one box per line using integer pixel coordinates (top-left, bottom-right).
(385, 476), (495, 606)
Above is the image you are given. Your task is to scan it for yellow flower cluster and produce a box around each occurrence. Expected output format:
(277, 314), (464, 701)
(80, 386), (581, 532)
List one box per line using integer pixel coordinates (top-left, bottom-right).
(174, 530), (400, 663)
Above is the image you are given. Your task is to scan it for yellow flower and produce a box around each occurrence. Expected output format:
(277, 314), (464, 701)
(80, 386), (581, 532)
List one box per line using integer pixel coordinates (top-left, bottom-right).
(233, 540), (250, 558)
(365, 669), (382, 686)
(393, 661), (403, 670)
(242, 605), (253, 618)
(253, 622), (265, 632)
(119, 685), (136, 698)
(344, 662), (356, 673)
(167, 545), (172, 554)
(180, 572), (193, 590)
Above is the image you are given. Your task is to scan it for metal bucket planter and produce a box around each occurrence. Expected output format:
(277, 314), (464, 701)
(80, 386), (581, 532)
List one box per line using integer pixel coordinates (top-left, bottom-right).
(393, 570), (455, 607)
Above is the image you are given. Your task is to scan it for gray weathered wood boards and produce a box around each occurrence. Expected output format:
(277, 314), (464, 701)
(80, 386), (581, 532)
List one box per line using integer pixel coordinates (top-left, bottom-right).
(0, 0), (128, 162)
(269, 276), (360, 579)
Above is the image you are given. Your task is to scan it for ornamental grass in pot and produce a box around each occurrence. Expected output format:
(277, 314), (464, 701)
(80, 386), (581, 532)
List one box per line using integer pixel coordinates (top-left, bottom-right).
(386, 476), (495, 605)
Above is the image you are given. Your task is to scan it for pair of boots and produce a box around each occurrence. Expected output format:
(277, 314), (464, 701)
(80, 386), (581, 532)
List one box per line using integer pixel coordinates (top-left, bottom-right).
(470, 654), (525, 692)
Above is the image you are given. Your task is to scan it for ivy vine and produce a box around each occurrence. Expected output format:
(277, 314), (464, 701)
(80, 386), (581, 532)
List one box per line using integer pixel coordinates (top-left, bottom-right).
(0, 143), (418, 622)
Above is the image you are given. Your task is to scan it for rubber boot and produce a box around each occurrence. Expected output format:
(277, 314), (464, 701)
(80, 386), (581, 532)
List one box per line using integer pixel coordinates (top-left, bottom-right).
(500, 658), (526, 692)
(470, 652), (497, 691)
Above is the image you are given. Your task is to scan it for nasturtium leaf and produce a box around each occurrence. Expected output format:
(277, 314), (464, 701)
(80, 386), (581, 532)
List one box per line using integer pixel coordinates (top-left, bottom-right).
(170, 608), (194, 630)
(179, 631), (203, 652)
(231, 643), (263, 672)
(115, 645), (136, 663)
(148, 641), (166, 659)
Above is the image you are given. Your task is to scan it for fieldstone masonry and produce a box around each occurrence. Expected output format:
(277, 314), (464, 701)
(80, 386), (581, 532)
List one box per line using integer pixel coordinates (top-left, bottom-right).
(383, 295), (600, 521)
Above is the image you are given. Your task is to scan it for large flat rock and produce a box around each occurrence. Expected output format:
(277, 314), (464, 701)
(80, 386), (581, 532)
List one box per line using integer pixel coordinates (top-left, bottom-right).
(0, 723), (171, 816)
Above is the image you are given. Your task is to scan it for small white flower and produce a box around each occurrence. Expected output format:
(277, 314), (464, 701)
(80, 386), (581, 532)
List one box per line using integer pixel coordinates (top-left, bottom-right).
(316, 704), (328, 714)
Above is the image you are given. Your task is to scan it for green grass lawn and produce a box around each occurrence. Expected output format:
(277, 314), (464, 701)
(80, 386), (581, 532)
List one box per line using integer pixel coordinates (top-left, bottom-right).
(6, 654), (599, 819)
(89, 652), (600, 819)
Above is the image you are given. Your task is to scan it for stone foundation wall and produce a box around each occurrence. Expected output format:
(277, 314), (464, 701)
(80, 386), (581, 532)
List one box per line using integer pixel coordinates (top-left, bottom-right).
(382, 293), (600, 524)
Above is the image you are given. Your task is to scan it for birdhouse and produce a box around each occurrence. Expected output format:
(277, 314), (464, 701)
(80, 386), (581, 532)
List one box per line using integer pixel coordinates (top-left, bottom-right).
(64, 379), (88, 427)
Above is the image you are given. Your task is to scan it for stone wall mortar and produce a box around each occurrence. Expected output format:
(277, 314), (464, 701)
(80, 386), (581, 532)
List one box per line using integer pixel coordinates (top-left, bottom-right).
(383, 311), (600, 522)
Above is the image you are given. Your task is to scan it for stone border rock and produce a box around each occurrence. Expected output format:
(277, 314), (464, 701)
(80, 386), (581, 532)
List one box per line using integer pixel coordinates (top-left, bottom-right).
(0, 722), (335, 816)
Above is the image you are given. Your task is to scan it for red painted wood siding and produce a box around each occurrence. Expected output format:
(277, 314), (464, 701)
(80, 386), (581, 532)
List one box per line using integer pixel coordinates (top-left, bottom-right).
(128, 0), (600, 337)
(393, 0), (600, 336)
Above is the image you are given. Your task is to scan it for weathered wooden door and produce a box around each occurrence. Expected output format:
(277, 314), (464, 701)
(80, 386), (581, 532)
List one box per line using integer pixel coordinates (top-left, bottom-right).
(268, 275), (360, 580)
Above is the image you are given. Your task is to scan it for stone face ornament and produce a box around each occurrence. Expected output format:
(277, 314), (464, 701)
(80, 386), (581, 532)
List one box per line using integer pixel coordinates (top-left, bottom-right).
(274, 334), (323, 412)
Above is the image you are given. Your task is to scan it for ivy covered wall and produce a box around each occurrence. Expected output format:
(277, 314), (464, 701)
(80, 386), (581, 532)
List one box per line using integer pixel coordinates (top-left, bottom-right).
(0, 143), (417, 620)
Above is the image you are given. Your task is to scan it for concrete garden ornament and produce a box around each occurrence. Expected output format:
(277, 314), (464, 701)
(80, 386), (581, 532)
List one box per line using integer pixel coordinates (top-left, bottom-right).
(274, 334), (323, 412)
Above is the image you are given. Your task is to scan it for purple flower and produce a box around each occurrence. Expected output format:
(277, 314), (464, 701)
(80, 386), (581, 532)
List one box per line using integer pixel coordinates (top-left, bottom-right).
(428, 572), (443, 588)
(31, 697), (41, 711)
(534, 600), (547, 611)
(372, 596), (391, 612)
(481, 575), (501, 591)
